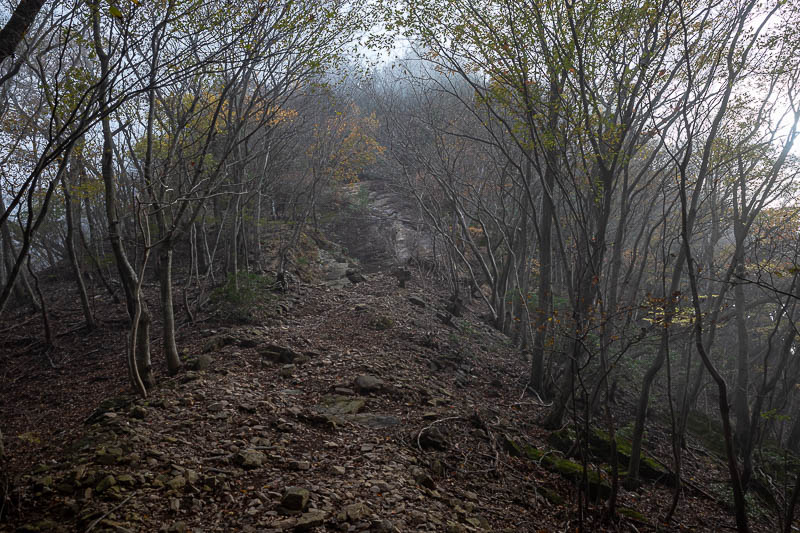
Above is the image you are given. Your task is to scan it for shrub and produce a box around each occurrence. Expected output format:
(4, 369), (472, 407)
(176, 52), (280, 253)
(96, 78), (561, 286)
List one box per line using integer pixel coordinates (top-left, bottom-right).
(210, 272), (275, 324)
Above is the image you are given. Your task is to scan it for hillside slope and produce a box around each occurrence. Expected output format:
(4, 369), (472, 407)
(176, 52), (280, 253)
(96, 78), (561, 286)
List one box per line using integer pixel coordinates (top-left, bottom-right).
(0, 185), (787, 532)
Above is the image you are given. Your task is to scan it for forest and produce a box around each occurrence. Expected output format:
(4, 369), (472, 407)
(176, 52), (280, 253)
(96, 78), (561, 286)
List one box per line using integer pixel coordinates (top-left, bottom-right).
(1, 0), (800, 532)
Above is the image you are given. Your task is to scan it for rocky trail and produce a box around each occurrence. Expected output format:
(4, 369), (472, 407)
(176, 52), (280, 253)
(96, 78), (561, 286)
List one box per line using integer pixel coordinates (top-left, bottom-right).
(0, 183), (779, 532)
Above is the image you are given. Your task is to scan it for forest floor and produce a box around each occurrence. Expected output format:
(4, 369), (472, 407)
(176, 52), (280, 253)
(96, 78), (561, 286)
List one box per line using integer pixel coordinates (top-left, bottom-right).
(0, 185), (790, 533)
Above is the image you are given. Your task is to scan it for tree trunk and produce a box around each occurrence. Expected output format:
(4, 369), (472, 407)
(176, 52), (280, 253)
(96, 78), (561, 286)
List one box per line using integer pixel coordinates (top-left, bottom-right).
(92, 1), (154, 391)
(0, 194), (35, 308)
(159, 244), (181, 374)
(62, 176), (96, 330)
(0, 0), (46, 66)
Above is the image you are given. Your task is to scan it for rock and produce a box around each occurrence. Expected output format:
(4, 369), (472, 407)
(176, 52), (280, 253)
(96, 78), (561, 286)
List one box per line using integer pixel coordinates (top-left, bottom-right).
(418, 426), (449, 450)
(353, 375), (383, 394)
(117, 474), (136, 487)
(168, 475), (186, 491)
(295, 510), (327, 531)
(170, 497), (181, 512)
(316, 395), (365, 415)
(410, 466), (435, 489)
(408, 295), (426, 308)
(332, 466), (346, 475)
(290, 460), (311, 471)
(95, 475), (116, 493)
(234, 449), (266, 469)
(95, 446), (122, 465)
(368, 315), (394, 330)
(446, 522), (467, 533)
(465, 516), (490, 529)
(203, 335), (233, 353)
(348, 413), (401, 428)
(168, 521), (187, 533)
(186, 469), (199, 484)
(325, 262), (349, 281)
(192, 354), (213, 371)
(237, 337), (260, 348)
(371, 519), (395, 532)
(346, 270), (367, 283)
(339, 502), (367, 522)
(208, 401), (228, 412)
(280, 487), (310, 514)
(33, 475), (54, 494)
(259, 344), (300, 364)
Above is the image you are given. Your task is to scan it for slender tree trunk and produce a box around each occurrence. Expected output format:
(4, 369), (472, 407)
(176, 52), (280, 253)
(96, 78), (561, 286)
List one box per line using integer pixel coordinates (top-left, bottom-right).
(62, 176), (96, 330)
(26, 255), (52, 348)
(0, 194), (35, 308)
(92, 1), (154, 391)
(159, 244), (181, 374)
(529, 149), (555, 395)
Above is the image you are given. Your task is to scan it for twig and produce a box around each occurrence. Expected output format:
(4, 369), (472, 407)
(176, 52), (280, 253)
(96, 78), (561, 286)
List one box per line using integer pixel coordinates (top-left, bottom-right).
(85, 492), (135, 532)
(0, 315), (37, 335)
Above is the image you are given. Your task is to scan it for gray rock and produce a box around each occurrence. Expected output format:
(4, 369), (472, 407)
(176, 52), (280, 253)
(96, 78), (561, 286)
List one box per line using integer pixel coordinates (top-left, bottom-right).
(193, 354), (213, 371)
(259, 345), (300, 364)
(168, 521), (187, 533)
(348, 413), (401, 428)
(168, 475), (186, 491)
(280, 486), (310, 513)
(207, 401), (227, 413)
(316, 395), (365, 415)
(410, 466), (435, 489)
(372, 519), (395, 532)
(234, 449), (266, 469)
(290, 460), (311, 471)
(353, 375), (383, 394)
(408, 295), (426, 308)
(325, 262), (349, 281)
(418, 426), (449, 450)
(346, 270), (367, 283)
(339, 502), (367, 522)
(203, 335), (232, 353)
